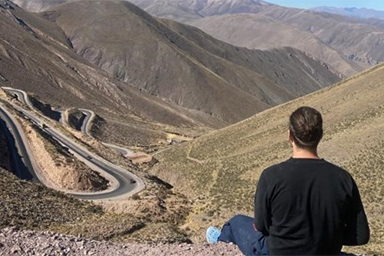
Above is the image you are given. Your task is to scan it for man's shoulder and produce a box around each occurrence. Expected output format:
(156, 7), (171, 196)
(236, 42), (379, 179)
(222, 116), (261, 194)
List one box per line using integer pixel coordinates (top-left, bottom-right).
(261, 158), (353, 180)
(261, 160), (290, 177)
(321, 160), (353, 178)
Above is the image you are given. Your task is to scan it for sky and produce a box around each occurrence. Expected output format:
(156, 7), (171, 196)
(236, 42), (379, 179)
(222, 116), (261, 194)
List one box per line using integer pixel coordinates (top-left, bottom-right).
(265, 0), (384, 11)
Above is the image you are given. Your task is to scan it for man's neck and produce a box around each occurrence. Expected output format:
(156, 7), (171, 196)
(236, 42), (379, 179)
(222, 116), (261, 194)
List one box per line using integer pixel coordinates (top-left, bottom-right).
(292, 147), (319, 159)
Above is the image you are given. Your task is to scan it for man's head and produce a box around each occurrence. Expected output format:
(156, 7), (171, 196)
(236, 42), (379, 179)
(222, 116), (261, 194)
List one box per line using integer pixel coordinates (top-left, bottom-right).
(289, 106), (323, 150)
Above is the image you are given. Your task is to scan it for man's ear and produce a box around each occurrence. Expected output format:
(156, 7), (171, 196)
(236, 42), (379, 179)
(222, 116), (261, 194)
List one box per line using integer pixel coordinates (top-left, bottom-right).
(288, 130), (294, 144)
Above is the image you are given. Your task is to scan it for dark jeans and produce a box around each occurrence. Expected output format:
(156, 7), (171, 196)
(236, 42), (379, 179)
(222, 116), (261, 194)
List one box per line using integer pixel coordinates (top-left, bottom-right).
(219, 215), (268, 256)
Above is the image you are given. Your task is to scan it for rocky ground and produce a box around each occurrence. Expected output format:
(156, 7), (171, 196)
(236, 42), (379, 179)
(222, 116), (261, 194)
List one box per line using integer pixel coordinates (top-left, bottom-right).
(0, 167), (101, 229)
(0, 164), (193, 244)
(0, 227), (242, 256)
(22, 119), (109, 192)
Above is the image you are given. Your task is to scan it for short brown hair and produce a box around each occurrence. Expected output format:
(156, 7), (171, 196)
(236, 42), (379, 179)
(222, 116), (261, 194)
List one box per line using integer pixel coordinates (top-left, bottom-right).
(289, 106), (323, 149)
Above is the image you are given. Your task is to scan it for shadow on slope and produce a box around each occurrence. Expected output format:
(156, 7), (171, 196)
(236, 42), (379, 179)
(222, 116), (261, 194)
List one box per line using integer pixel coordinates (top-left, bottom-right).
(0, 0), (221, 146)
(43, 0), (340, 124)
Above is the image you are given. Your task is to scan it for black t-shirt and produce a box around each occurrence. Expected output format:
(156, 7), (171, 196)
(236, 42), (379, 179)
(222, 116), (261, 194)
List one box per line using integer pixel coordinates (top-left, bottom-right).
(254, 158), (369, 255)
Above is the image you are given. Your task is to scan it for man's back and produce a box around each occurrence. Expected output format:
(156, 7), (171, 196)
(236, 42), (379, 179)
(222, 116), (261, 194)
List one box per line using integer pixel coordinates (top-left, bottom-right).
(254, 158), (369, 255)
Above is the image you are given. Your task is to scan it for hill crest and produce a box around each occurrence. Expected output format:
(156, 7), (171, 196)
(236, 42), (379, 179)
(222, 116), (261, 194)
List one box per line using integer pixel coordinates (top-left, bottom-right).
(117, 0), (384, 78)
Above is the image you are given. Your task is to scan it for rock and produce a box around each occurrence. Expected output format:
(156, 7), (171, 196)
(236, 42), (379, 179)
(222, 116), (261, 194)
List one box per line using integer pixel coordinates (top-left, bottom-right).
(0, 228), (243, 256)
(0, 228), (373, 256)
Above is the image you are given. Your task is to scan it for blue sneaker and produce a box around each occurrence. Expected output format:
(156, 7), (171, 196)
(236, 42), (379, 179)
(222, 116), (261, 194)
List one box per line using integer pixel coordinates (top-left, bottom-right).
(206, 226), (221, 244)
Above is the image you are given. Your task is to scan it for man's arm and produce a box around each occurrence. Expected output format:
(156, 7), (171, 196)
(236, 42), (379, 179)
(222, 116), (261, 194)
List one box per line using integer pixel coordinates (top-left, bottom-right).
(343, 179), (370, 245)
(254, 173), (271, 236)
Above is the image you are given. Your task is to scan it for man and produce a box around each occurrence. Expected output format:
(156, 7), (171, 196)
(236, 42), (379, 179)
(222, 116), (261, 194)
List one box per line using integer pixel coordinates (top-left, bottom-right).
(206, 106), (370, 255)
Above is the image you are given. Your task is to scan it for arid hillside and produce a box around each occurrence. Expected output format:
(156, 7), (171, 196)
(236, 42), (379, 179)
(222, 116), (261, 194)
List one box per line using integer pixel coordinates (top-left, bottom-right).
(151, 63), (384, 254)
(127, 0), (273, 21)
(40, 0), (339, 124)
(189, 12), (362, 77)
(10, 0), (66, 12)
(12, 0), (273, 16)
(1, 0), (341, 142)
(0, 158), (193, 244)
(0, 0), (227, 146)
(312, 6), (384, 20)
(13, 0), (384, 78)
(122, 0), (384, 78)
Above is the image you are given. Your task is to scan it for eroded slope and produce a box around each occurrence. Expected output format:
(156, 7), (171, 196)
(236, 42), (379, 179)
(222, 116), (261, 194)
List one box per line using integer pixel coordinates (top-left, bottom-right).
(0, 0), (221, 146)
(122, 0), (384, 78)
(44, 0), (340, 123)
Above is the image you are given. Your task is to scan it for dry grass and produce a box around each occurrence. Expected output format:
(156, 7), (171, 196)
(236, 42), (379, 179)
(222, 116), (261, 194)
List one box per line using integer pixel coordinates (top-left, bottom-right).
(0, 100), (192, 244)
(0, 167), (102, 230)
(152, 63), (384, 254)
(0, 158), (191, 244)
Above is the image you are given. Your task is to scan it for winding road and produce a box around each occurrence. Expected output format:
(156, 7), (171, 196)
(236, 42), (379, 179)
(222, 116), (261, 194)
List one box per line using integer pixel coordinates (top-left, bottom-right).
(0, 106), (35, 180)
(79, 109), (135, 158)
(0, 87), (145, 200)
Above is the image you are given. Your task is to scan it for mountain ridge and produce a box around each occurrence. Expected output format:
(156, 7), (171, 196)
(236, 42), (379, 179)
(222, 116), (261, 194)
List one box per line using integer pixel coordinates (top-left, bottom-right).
(312, 6), (384, 20)
(0, 0), (223, 146)
(116, 0), (384, 78)
(1, 0), (340, 146)
(40, 0), (339, 124)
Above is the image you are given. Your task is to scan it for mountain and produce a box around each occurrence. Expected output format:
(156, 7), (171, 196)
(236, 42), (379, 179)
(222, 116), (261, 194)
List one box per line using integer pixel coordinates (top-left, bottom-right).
(312, 6), (384, 20)
(0, 0), (224, 146)
(9, 0), (66, 12)
(127, 0), (273, 20)
(187, 4), (384, 77)
(13, 0), (274, 17)
(1, 0), (341, 145)
(12, 0), (384, 78)
(39, 0), (339, 124)
(115, 0), (384, 78)
(151, 62), (384, 253)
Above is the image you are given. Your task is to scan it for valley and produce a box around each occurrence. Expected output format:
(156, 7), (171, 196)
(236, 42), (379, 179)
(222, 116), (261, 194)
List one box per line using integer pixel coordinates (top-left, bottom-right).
(0, 0), (383, 255)
(125, 0), (384, 78)
(0, 88), (194, 244)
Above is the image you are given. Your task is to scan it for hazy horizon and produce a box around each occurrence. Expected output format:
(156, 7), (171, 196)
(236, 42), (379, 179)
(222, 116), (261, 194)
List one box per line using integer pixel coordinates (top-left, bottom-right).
(265, 0), (384, 11)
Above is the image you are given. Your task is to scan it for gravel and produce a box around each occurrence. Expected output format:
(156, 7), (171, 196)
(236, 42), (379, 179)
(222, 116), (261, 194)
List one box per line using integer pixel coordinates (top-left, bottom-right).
(0, 227), (243, 256)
